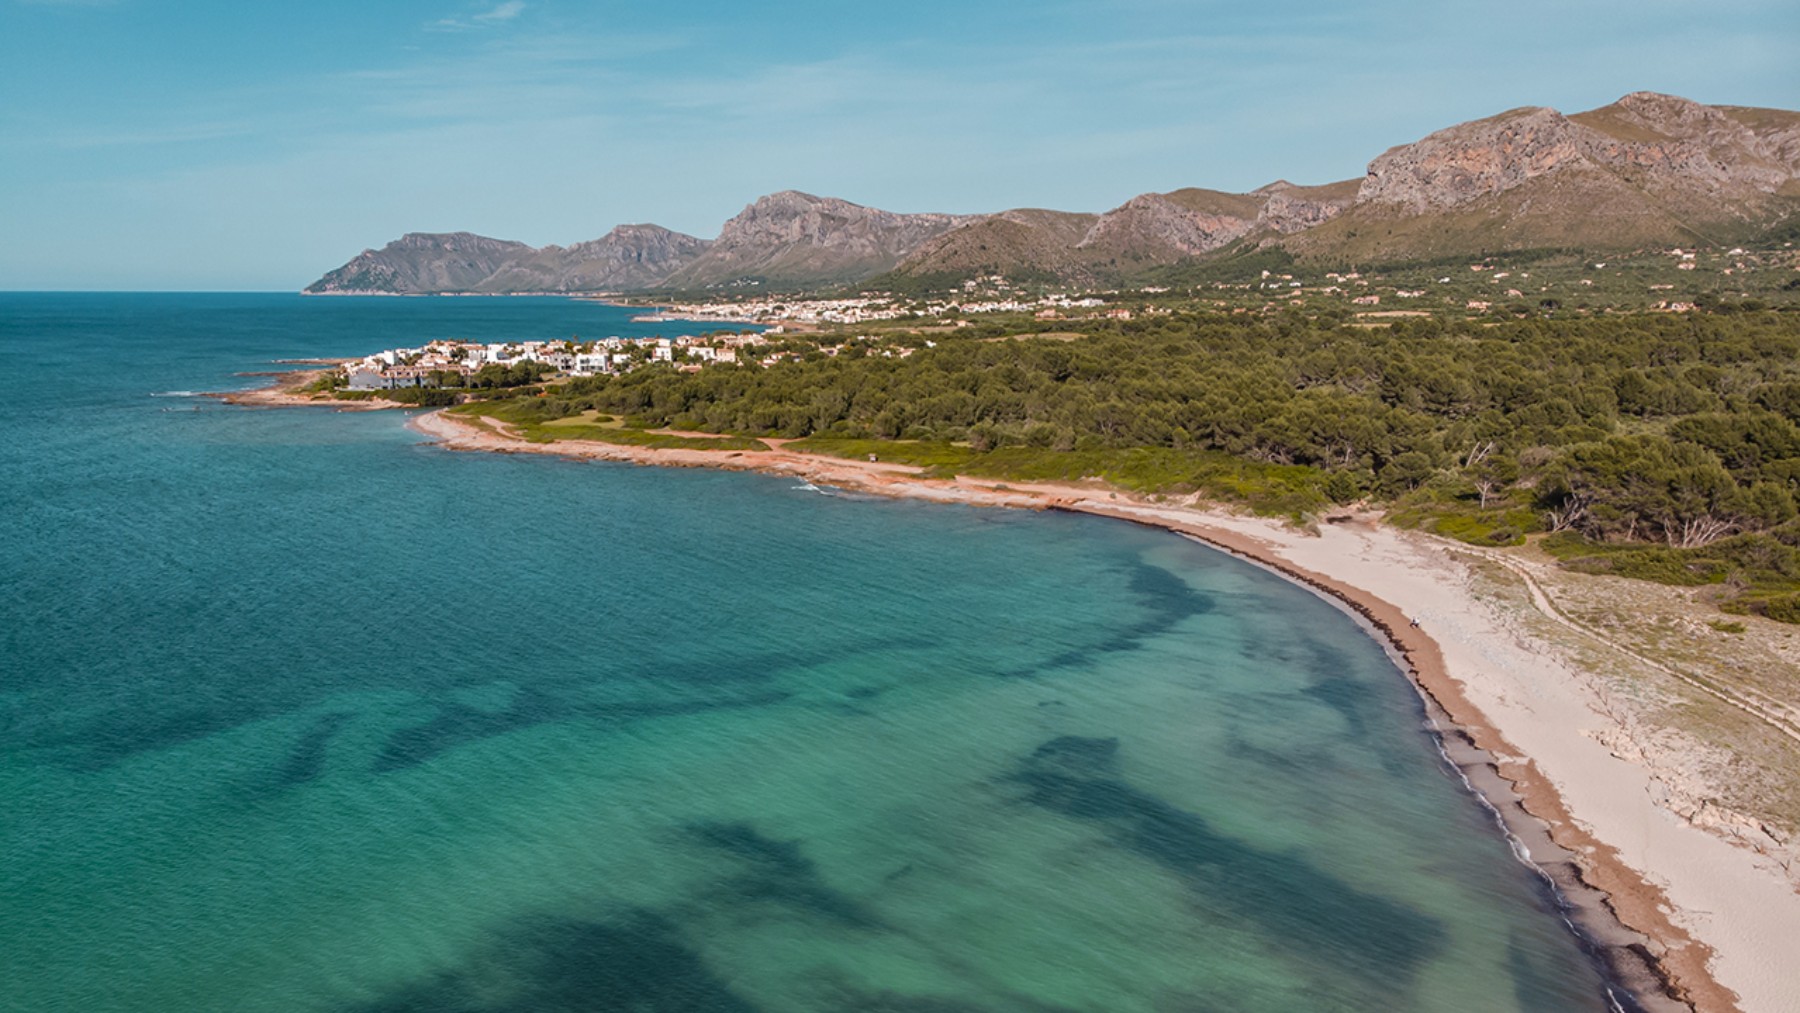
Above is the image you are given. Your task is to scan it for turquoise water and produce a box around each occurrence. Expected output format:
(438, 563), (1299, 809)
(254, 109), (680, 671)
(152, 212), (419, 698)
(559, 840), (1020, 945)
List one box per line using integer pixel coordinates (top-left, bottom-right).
(1, 294), (1615, 1012)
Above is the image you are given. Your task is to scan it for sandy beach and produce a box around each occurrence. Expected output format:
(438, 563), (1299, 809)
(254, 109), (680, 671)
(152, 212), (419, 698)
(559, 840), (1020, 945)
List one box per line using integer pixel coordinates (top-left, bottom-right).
(400, 406), (1799, 1012)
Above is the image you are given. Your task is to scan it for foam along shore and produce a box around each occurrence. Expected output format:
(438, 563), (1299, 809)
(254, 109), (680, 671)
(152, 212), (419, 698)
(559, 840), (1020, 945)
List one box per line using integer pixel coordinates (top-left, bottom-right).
(405, 407), (1799, 1013)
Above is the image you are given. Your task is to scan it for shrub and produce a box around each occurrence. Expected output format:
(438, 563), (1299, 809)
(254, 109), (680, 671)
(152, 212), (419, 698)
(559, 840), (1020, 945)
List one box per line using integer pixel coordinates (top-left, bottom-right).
(1761, 594), (1800, 624)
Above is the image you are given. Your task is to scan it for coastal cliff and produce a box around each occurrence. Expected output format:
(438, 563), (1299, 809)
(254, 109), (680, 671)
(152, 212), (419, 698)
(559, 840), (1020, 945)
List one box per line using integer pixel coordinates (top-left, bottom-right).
(304, 224), (710, 295)
(306, 232), (535, 295)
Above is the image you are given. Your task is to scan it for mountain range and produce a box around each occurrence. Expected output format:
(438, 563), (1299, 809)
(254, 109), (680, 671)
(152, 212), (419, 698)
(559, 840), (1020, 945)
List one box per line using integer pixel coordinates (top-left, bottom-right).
(305, 92), (1800, 295)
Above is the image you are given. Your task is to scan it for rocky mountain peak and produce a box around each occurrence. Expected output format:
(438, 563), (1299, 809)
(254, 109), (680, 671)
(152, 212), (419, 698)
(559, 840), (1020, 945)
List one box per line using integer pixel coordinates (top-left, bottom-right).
(565, 224), (710, 262)
(389, 232), (532, 255)
(1077, 192), (1258, 257)
(478, 224), (709, 293)
(714, 191), (969, 249)
(1358, 106), (1585, 212)
(1576, 93), (1794, 192)
(309, 92), (1800, 294)
(1356, 92), (1800, 217)
(1609, 91), (1729, 134)
(304, 232), (535, 294)
(664, 192), (974, 287)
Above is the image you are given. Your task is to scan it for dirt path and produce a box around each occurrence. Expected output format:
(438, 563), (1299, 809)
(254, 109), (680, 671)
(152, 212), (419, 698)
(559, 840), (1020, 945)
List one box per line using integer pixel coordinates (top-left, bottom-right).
(1465, 547), (1800, 746)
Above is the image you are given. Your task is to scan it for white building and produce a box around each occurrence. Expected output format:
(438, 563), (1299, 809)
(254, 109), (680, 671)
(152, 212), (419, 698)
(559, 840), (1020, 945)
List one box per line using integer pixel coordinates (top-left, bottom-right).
(572, 351), (614, 375)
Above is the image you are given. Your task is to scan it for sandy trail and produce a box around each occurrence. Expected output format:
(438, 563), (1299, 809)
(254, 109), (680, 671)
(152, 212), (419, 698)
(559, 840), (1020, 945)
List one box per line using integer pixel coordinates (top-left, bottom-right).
(1464, 548), (1800, 746)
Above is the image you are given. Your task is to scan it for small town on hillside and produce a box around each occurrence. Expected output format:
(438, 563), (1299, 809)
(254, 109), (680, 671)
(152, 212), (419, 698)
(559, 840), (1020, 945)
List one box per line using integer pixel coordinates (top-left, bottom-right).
(343, 289), (1127, 391)
(634, 244), (1792, 329)
(343, 332), (772, 390)
(341, 243), (1794, 391)
(625, 288), (1113, 326)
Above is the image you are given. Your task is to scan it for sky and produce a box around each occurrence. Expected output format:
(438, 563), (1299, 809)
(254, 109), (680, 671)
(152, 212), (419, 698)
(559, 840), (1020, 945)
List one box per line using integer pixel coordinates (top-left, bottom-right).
(1, 0), (1794, 290)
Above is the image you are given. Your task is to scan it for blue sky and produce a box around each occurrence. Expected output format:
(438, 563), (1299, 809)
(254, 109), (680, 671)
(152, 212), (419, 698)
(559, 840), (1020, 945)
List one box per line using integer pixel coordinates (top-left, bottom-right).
(1, 0), (1794, 290)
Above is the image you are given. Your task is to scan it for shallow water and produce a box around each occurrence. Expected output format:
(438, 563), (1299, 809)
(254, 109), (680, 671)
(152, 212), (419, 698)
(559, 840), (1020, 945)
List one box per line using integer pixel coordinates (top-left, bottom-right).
(0, 294), (1614, 1011)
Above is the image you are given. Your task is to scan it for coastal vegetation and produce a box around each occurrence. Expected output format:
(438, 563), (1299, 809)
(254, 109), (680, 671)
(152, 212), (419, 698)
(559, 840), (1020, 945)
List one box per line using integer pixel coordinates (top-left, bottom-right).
(449, 400), (771, 452)
(452, 307), (1800, 620)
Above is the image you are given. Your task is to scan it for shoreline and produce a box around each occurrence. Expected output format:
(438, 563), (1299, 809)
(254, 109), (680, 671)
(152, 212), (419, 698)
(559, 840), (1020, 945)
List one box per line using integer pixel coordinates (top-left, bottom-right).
(1096, 511), (1702, 1013)
(349, 404), (1791, 1011)
(209, 363), (412, 411)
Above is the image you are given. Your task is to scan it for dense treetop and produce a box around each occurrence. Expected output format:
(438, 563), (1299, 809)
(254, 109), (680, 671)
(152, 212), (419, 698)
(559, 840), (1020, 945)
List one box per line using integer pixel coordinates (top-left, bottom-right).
(461, 309), (1800, 619)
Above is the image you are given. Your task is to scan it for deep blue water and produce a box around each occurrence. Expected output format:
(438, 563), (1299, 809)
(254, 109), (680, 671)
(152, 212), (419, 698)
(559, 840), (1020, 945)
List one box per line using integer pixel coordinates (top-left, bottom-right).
(0, 294), (1614, 1012)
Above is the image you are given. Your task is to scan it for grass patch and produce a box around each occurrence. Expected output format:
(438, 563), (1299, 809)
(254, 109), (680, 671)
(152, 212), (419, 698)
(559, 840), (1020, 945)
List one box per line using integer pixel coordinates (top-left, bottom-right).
(1543, 532), (1739, 586)
(1540, 532), (1735, 586)
(1386, 485), (1543, 547)
(334, 387), (457, 406)
(1388, 501), (1538, 546)
(784, 438), (977, 469)
(542, 410), (619, 428)
(569, 429), (770, 452)
(789, 440), (1330, 517)
(449, 402), (768, 451)
(1422, 513), (1530, 547)
(1735, 592), (1800, 624)
(1540, 530), (1800, 623)
(969, 448), (1327, 516)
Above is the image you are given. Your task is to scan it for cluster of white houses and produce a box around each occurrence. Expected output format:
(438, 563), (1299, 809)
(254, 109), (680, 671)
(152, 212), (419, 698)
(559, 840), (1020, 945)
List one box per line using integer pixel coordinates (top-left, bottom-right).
(646, 292), (1113, 328)
(345, 334), (768, 391)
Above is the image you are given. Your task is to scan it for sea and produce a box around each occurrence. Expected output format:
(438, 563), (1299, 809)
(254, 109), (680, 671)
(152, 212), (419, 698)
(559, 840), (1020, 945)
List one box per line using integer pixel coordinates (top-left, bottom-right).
(1, 293), (1619, 1012)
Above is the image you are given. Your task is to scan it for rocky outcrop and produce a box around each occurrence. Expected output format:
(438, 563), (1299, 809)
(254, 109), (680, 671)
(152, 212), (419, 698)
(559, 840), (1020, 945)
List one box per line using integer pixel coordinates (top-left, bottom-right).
(1720, 104), (1800, 174)
(307, 193), (978, 295)
(1270, 92), (1800, 262)
(477, 225), (711, 293)
(306, 233), (535, 294)
(305, 226), (710, 295)
(661, 191), (974, 288)
(1078, 191), (1258, 259)
(1359, 106), (1591, 212)
(886, 209), (1102, 284)
(1359, 93), (1799, 214)
(892, 183), (1358, 284)
(1579, 92), (1797, 191)
(1253, 180), (1359, 233)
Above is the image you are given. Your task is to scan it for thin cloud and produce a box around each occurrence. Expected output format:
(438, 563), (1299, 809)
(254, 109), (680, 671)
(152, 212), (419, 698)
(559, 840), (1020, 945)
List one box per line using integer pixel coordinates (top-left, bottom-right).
(474, 1), (525, 23)
(428, 1), (526, 32)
